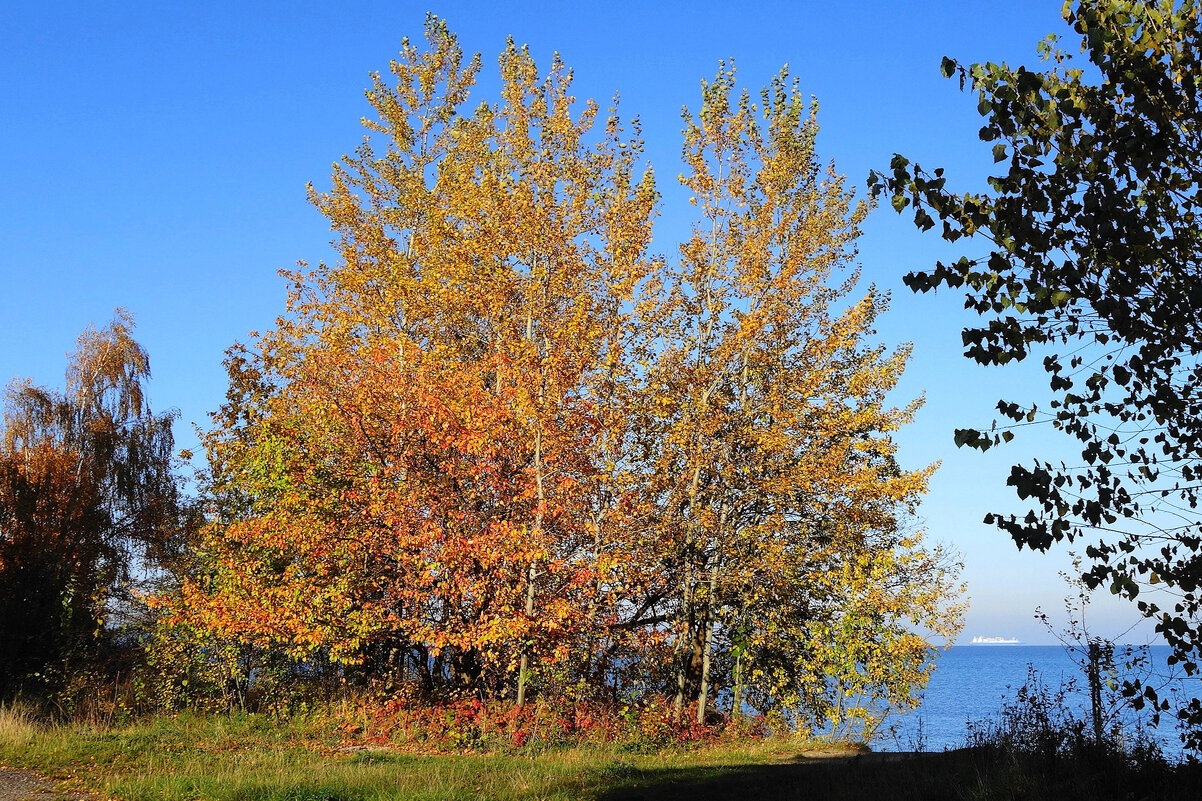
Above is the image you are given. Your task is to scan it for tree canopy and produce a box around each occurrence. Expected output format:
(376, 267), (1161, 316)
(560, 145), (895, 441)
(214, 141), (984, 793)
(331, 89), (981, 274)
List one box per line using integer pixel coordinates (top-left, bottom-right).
(169, 16), (962, 735)
(869, 0), (1202, 746)
(0, 310), (188, 701)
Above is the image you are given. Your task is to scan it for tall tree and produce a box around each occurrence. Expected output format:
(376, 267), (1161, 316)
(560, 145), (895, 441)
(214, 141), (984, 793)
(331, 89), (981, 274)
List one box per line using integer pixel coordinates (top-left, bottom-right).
(869, 0), (1202, 746)
(646, 65), (961, 726)
(0, 310), (186, 700)
(179, 16), (658, 702)
(177, 20), (961, 731)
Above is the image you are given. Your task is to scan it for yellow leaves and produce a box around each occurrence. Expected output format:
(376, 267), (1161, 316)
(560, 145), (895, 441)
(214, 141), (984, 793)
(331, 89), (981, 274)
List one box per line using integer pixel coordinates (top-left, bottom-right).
(168, 26), (966, 723)
(625, 59), (964, 730)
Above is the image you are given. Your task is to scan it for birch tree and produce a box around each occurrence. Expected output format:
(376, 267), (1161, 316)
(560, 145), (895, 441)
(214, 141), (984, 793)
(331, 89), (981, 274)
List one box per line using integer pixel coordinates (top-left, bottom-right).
(648, 66), (962, 726)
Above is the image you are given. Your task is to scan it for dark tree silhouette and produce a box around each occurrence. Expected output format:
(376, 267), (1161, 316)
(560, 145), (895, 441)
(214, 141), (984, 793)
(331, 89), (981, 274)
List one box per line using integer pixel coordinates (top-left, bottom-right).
(871, 0), (1202, 748)
(0, 310), (188, 701)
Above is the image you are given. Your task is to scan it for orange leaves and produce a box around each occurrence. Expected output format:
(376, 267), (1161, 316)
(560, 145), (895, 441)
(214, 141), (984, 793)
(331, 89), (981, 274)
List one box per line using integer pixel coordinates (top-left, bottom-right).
(1, 313), (190, 700)
(168, 23), (961, 726)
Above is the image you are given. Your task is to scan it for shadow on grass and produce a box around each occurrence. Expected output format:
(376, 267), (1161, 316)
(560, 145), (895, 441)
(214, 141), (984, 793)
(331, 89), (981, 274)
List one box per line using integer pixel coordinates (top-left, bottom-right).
(593, 750), (977, 801)
(590, 748), (1202, 801)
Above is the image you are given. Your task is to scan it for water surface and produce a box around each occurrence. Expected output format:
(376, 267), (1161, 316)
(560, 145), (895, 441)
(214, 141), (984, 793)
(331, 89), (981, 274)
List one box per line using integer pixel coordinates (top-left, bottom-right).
(882, 645), (1193, 756)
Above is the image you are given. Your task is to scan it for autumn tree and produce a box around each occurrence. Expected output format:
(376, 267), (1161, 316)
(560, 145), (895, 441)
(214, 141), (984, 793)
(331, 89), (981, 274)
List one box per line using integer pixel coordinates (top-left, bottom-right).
(175, 19), (961, 730)
(869, 0), (1202, 746)
(0, 310), (187, 701)
(178, 17), (658, 702)
(642, 65), (963, 728)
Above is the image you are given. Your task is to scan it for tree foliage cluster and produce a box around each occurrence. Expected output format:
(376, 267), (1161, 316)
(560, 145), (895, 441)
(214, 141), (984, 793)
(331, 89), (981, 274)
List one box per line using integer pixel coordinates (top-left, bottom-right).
(869, 0), (1202, 746)
(158, 18), (961, 734)
(0, 310), (190, 705)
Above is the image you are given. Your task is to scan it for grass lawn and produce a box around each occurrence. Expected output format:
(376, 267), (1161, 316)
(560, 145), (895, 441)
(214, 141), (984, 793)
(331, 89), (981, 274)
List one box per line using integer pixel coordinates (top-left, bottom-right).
(3, 708), (1202, 800)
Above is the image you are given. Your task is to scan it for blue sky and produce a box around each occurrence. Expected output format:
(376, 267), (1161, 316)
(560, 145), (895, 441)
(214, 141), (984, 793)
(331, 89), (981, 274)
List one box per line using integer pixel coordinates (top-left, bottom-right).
(1, 1), (1148, 644)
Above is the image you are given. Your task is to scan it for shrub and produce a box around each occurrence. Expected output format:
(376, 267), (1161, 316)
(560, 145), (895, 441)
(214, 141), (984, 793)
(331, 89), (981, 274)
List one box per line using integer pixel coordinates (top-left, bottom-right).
(962, 665), (1187, 801)
(356, 694), (731, 753)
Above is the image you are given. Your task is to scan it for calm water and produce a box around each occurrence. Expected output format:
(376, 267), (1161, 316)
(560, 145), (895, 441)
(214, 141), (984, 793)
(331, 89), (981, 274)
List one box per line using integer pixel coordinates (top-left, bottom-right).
(880, 645), (1196, 756)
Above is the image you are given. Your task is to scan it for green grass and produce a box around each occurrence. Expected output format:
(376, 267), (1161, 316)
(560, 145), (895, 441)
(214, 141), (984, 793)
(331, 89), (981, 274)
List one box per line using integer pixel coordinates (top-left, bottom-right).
(4, 707), (1202, 800)
(0, 709), (844, 801)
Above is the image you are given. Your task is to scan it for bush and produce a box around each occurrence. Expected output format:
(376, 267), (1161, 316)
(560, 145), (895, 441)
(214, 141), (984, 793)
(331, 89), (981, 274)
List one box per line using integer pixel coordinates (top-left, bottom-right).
(962, 665), (1190, 801)
(356, 694), (733, 753)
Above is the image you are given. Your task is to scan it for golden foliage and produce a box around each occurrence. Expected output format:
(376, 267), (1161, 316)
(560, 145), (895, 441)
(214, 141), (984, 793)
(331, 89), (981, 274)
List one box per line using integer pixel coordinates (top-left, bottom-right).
(174, 17), (963, 732)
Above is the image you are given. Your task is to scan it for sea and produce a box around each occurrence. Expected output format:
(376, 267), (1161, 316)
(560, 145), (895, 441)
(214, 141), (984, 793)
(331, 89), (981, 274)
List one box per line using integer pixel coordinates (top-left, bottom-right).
(878, 645), (1199, 758)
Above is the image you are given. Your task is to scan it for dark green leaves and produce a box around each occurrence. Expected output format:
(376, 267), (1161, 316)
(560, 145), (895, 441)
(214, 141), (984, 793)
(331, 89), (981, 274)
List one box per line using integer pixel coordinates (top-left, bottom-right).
(872, 0), (1202, 752)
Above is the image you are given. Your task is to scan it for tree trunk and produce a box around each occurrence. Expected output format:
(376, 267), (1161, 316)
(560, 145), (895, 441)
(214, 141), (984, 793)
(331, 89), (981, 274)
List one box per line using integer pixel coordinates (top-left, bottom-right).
(731, 648), (744, 722)
(516, 559), (538, 707)
(672, 562), (696, 723)
(1087, 640), (1104, 747)
(696, 608), (714, 724)
(696, 561), (720, 724)
(517, 303), (546, 709)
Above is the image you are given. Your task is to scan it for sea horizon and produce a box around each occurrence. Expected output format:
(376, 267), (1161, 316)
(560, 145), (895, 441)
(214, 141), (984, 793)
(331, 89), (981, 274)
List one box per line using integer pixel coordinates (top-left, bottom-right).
(882, 643), (1186, 756)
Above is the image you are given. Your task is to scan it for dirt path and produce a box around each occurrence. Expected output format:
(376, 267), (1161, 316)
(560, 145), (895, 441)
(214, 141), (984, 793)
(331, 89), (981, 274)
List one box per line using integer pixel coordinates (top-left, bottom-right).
(0, 768), (89, 801)
(0, 768), (54, 801)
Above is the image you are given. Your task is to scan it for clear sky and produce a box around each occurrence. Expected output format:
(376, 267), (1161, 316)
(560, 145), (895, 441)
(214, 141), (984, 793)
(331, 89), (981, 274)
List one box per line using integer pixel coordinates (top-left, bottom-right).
(0, 1), (1151, 645)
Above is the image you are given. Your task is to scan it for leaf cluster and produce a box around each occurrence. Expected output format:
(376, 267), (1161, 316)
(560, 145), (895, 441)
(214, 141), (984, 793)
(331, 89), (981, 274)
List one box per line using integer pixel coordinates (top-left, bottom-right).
(869, 0), (1202, 748)
(167, 16), (963, 737)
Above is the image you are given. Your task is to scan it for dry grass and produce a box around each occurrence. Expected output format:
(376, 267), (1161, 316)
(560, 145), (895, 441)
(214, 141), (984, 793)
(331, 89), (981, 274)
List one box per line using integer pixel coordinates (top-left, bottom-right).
(0, 702), (42, 748)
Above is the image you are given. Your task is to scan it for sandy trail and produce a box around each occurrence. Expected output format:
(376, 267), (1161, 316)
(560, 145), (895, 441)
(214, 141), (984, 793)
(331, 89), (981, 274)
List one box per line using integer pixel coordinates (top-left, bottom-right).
(0, 768), (90, 800)
(0, 768), (53, 801)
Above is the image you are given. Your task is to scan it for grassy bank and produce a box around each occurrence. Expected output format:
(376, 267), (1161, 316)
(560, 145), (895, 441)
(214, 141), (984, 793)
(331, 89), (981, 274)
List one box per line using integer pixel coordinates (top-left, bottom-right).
(0, 706), (843, 801)
(3, 705), (1202, 800)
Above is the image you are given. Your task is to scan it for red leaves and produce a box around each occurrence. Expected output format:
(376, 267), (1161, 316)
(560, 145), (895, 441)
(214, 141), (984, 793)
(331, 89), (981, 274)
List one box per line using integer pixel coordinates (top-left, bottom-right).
(171, 22), (961, 731)
(355, 695), (726, 751)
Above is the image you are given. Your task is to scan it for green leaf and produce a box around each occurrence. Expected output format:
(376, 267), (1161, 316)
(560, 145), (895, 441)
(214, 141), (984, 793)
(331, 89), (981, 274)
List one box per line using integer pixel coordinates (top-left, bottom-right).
(953, 428), (982, 448)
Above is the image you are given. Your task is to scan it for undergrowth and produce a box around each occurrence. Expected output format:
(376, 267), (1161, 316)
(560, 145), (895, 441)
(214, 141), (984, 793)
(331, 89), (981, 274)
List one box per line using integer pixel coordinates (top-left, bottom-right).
(960, 666), (1201, 800)
(0, 703), (822, 801)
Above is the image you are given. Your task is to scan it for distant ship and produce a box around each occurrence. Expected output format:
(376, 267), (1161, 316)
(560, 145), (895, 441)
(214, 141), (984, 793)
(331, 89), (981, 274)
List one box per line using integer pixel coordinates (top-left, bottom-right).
(970, 636), (1021, 644)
